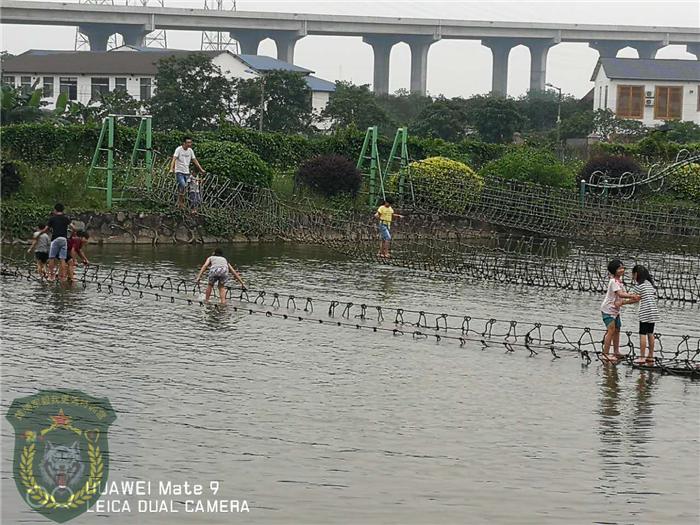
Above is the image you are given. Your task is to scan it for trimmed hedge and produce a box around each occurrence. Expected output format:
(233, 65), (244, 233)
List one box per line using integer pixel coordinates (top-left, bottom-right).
(0, 122), (506, 174)
(196, 141), (272, 187)
(596, 138), (700, 162)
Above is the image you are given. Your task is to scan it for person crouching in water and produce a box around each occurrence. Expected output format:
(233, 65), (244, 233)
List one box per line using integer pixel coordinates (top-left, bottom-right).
(600, 259), (640, 363)
(67, 231), (90, 282)
(195, 247), (246, 305)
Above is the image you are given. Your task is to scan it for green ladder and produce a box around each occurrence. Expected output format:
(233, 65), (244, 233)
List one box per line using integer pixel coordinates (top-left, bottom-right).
(386, 126), (413, 205)
(356, 126), (385, 208)
(86, 114), (153, 207)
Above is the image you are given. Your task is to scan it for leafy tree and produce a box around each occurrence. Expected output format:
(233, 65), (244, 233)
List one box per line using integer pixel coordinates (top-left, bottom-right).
(592, 109), (646, 141)
(473, 97), (525, 143)
(148, 53), (234, 132)
(235, 70), (313, 134)
(296, 154), (362, 198)
(560, 110), (596, 140)
(96, 90), (142, 120)
(412, 99), (469, 142)
(321, 81), (392, 131)
(516, 90), (583, 133)
(375, 89), (431, 128)
(661, 121), (700, 143)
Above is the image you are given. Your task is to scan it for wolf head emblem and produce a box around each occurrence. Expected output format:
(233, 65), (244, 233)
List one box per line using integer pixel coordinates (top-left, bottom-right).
(39, 440), (85, 494)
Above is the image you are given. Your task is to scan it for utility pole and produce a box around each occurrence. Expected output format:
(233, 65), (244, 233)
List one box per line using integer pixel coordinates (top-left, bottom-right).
(547, 82), (562, 160)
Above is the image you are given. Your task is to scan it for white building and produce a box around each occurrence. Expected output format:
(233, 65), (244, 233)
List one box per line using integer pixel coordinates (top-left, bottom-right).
(591, 58), (700, 126)
(1, 47), (335, 117)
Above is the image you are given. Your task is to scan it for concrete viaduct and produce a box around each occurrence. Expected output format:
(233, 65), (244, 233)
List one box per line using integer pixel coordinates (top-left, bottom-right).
(2, 1), (699, 96)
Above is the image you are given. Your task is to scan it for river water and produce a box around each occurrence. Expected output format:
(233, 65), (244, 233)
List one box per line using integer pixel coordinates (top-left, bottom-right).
(2, 243), (699, 524)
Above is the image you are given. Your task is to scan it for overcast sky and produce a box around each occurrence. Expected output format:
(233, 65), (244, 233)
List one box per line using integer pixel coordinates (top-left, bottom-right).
(1, 0), (698, 98)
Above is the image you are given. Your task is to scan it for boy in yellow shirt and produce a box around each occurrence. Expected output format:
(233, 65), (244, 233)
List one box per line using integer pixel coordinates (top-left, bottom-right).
(373, 196), (403, 258)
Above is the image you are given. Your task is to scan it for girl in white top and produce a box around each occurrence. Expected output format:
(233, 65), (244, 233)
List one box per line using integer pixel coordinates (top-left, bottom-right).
(195, 247), (246, 305)
(600, 259), (641, 363)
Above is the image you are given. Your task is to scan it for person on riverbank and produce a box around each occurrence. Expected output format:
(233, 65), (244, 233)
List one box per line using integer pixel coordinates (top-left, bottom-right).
(66, 231), (90, 282)
(374, 196), (403, 258)
(629, 265), (659, 366)
(27, 222), (50, 277)
(35, 203), (77, 281)
(169, 137), (206, 211)
(195, 247), (246, 305)
(600, 259), (640, 363)
(187, 172), (203, 215)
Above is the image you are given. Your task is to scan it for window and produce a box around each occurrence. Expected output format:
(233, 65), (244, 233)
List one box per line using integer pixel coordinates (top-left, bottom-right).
(43, 77), (54, 98)
(20, 76), (32, 94)
(654, 86), (683, 120)
(604, 86), (609, 109)
(91, 77), (110, 101)
(616, 85), (644, 119)
(1, 75), (14, 87)
(698, 85), (700, 112)
(599, 86), (603, 109)
(115, 77), (127, 92)
(60, 77), (78, 101)
(140, 78), (151, 100)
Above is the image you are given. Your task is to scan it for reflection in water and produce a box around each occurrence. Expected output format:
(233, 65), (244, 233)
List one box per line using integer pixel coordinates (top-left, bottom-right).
(597, 363), (622, 498)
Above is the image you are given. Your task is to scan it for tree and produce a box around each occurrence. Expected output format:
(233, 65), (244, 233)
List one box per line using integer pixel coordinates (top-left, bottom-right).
(516, 90), (583, 133)
(148, 53), (234, 132)
(592, 109), (646, 141)
(375, 89), (431, 128)
(321, 81), (392, 131)
(662, 121), (700, 143)
(412, 98), (469, 142)
(560, 110), (596, 140)
(1, 83), (44, 125)
(234, 70), (314, 134)
(96, 90), (142, 120)
(473, 97), (525, 143)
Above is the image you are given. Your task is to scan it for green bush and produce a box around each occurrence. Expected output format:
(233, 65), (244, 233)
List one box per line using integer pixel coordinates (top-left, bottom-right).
(666, 163), (700, 203)
(0, 200), (53, 238)
(296, 154), (362, 198)
(479, 147), (574, 188)
(196, 141), (272, 187)
(399, 157), (483, 214)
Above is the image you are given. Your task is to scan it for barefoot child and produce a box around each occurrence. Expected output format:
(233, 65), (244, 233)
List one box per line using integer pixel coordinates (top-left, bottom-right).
(27, 223), (50, 277)
(629, 265), (659, 365)
(187, 173), (203, 215)
(600, 259), (640, 363)
(373, 196), (403, 258)
(67, 231), (90, 282)
(195, 248), (246, 305)
(35, 203), (77, 281)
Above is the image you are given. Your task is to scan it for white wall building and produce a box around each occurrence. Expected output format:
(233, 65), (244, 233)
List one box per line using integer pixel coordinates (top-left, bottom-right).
(1, 47), (335, 120)
(591, 58), (700, 126)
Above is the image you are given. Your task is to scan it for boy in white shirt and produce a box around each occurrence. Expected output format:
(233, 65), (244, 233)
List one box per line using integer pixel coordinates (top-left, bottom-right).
(169, 137), (206, 210)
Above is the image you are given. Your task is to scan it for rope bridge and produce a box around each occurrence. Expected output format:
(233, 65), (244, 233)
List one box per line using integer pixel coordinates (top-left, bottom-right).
(140, 173), (700, 303)
(3, 258), (698, 378)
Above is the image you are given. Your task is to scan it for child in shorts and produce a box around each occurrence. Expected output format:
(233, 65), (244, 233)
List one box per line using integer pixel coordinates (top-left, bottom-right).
(195, 247), (246, 305)
(630, 265), (659, 365)
(373, 196), (403, 258)
(27, 223), (51, 277)
(187, 173), (203, 215)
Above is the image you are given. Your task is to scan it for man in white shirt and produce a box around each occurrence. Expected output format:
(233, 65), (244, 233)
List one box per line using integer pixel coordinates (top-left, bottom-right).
(169, 137), (206, 210)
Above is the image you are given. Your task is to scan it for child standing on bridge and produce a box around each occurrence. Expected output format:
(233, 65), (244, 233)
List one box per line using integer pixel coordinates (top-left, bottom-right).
(187, 173), (203, 216)
(630, 265), (659, 366)
(27, 223), (50, 278)
(195, 248), (247, 305)
(374, 196), (403, 258)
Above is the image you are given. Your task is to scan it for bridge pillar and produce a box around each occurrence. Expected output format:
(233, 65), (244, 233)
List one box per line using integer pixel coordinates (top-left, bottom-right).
(268, 30), (305, 63)
(363, 35), (401, 95)
(634, 41), (664, 59)
(404, 36), (439, 96)
(118, 25), (150, 47)
(78, 24), (114, 52)
(588, 40), (627, 58)
(524, 39), (556, 92)
(688, 43), (700, 60)
(482, 38), (518, 96)
(230, 30), (265, 55)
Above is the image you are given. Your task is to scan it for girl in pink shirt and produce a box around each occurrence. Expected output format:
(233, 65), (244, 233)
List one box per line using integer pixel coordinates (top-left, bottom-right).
(600, 259), (640, 363)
